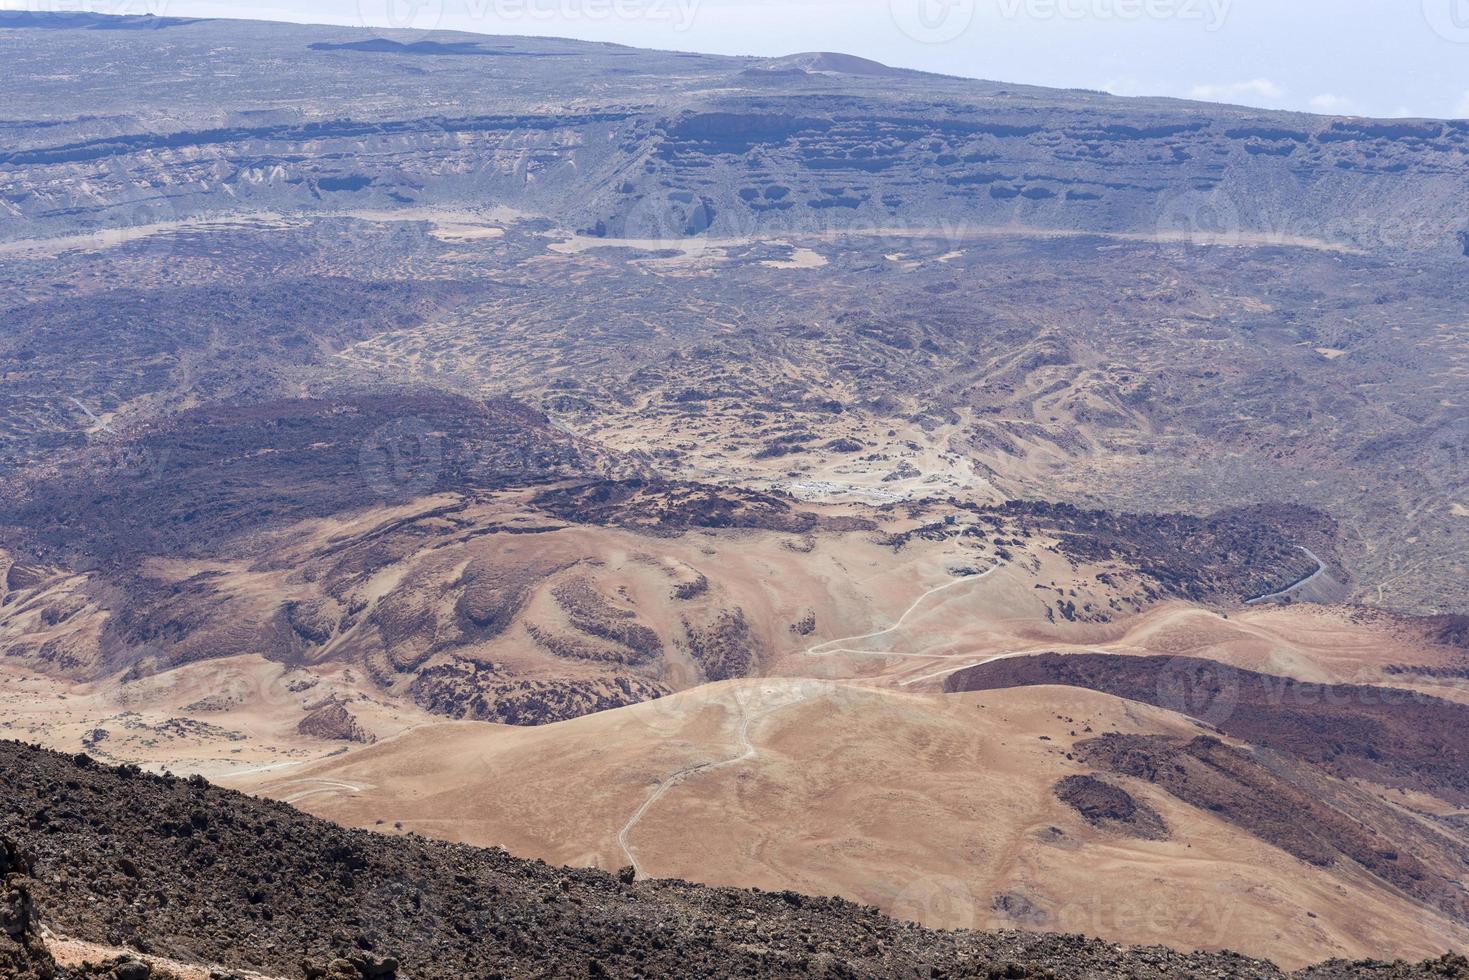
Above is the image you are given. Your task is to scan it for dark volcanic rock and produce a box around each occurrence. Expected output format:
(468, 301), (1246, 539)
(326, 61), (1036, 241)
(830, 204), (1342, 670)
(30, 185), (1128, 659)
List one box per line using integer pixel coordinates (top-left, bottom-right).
(302, 952), (398, 979)
(1053, 774), (1168, 840)
(1, 836), (57, 980)
(1077, 734), (1469, 924)
(1298, 954), (1469, 979)
(945, 652), (1469, 803)
(531, 479), (828, 535)
(407, 658), (670, 725)
(1007, 501), (1335, 605)
(3, 740), (1460, 980)
(61, 955), (181, 979)
(2, 394), (633, 566)
(682, 607), (762, 681)
(1422, 615), (1469, 651)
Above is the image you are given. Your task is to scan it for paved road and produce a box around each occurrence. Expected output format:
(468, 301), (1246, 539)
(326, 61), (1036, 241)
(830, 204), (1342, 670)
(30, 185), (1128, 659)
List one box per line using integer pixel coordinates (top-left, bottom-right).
(1245, 546), (1327, 605)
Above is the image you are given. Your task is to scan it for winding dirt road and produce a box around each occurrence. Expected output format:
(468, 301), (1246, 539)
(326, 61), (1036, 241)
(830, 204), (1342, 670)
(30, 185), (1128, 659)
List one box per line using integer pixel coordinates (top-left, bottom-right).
(618, 563), (1007, 877)
(616, 686), (808, 878)
(805, 563), (1003, 659)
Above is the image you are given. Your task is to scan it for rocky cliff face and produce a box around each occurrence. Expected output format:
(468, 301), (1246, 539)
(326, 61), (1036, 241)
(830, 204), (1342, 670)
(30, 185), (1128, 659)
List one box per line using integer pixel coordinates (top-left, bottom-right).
(2, 14), (1466, 256)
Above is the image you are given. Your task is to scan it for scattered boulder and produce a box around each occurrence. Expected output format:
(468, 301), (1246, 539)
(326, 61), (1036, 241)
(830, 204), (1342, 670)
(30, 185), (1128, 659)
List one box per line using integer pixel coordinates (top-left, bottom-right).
(881, 461), (922, 483)
(62, 955), (180, 979)
(303, 952), (399, 980)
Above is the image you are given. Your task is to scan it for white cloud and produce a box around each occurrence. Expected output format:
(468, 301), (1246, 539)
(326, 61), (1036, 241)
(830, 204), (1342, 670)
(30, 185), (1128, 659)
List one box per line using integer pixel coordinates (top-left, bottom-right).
(1101, 77), (1152, 98)
(1456, 92), (1469, 119)
(1188, 78), (1285, 106)
(1308, 93), (1354, 114)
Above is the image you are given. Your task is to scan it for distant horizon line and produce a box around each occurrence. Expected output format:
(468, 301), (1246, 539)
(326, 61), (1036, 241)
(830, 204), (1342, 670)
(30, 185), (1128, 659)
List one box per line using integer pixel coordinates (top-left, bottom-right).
(4, 6), (1460, 123)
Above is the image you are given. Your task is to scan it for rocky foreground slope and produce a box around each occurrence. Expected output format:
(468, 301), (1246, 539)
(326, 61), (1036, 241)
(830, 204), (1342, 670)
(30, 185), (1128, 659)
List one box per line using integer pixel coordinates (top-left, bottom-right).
(1, 740), (1465, 979)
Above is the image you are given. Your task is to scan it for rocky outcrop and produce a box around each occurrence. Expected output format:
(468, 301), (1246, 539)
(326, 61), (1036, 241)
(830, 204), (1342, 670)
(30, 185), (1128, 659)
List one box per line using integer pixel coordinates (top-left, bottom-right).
(682, 608), (762, 682)
(1078, 735), (1469, 924)
(297, 700), (375, 745)
(62, 955), (180, 979)
(303, 952), (398, 980)
(1053, 775), (1168, 841)
(0, 837), (57, 980)
(408, 659), (670, 725)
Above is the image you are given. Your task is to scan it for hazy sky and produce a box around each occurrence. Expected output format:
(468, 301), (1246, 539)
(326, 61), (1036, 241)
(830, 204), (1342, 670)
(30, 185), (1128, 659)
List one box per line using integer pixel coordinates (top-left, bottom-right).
(17, 0), (1469, 118)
